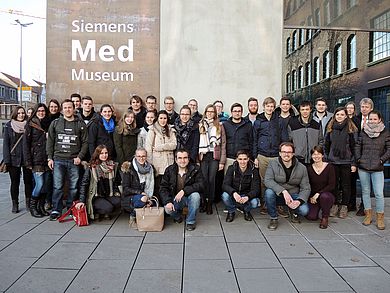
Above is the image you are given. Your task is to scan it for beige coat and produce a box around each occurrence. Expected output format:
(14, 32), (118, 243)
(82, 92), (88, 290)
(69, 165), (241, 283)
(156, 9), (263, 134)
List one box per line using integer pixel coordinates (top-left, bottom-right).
(145, 123), (177, 175)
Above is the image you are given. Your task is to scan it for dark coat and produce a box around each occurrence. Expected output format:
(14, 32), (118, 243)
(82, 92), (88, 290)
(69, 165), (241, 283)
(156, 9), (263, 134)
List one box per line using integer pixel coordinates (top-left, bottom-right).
(355, 129), (390, 172)
(159, 163), (204, 206)
(223, 118), (254, 159)
(23, 117), (49, 170)
(88, 117), (116, 159)
(222, 161), (260, 200)
(324, 130), (358, 166)
(3, 121), (25, 167)
(174, 120), (200, 163)
(168, 111), (179, 125)
(113, 127), (140, 166)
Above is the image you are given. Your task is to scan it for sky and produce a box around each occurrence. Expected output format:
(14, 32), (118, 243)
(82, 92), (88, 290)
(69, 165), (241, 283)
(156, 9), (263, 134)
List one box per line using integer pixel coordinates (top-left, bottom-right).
(0, 0), (46, 84)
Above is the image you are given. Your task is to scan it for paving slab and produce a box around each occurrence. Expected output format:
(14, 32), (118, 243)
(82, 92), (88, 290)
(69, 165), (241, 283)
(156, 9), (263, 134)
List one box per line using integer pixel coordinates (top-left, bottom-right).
(90, 236), (142, 261)
(310, 240), (377, 267)
(328, 217), (375, 235)
(221, 221), (266, 243)
(106, 215), (145, 237)
(0, 240), (11, 251)
(228, 242), (281, 269)
(6, 267), (77, 293)
(280, 258), (352, 292)
(60, 223), (111, 243)
(371, 256), (390, 274)
(236, 268), (297, 293)
(33, 242), (98, 269)
(0, 256), (37, 292)
(134, 243), (183, 270)
(124, 270), (181, 293)
(185, 236), (229, 260)
(143, 221), (184, 243)
(185, 218), (223, 237)
(30, 219), (75, 235)
(66, 259), (132, 293)
(254, 218), (300, 236)
(265, 235), (320, 258)
(8, 213), (48, 224)
(183, 259), (238, 293)
(293, 222), (344, 240)
(0, 223), (36, 241)
(344, 234), (390, 257)
(336, 267), (390, 293)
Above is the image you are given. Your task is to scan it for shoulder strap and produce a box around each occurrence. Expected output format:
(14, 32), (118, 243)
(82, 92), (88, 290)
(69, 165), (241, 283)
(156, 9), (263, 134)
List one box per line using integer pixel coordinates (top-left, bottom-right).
(10, 134), (24, 154)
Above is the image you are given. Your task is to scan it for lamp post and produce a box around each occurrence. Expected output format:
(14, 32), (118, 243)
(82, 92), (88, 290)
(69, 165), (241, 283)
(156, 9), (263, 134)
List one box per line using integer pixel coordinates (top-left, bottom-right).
(13, 19), (33, 105)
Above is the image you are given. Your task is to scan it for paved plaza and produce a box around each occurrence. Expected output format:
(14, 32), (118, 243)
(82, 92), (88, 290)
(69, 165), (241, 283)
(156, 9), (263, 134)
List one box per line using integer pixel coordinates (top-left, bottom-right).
(0, 172), (390, 293)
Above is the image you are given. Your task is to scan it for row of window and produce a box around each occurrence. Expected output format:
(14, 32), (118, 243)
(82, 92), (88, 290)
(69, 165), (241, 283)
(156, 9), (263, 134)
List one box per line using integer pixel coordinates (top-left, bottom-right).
(286, 35), (356, 93)
(0, 86), (17, 100)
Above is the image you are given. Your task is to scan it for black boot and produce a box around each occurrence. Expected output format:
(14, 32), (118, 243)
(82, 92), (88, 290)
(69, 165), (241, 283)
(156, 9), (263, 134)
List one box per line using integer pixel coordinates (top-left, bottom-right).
(25, 196), (31, 210)
(30, 198), (44, 218)
(206, 199), (213, 215)
(199, 198), (206, 213)
(12, 200), (19, 213)
(38, 196), (50, 216)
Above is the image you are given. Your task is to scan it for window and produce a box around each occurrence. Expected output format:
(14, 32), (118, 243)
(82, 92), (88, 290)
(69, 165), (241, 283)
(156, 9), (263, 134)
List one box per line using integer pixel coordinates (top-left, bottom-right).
(292, 70), (297, 91)
(292, 31), (297, 51)
(315, 8), (320, 27)
(299, 28), (304, 46)
(286, 73), (291, 93)
(305, 62), (311, 86)
(370, 11), (390, 62)
(313, 57), (320, 82)
(0, 86), (5, 98)
(347, 34), (356, 69)
(286, 37), (291, 55)
(333, 0), (341, 19)
(298, 66), (303, 89)
(324, 1), (330, 25)
(334, 44), (342, 74)
(323, 50), (330, 78)
(306, 16), (313, 41)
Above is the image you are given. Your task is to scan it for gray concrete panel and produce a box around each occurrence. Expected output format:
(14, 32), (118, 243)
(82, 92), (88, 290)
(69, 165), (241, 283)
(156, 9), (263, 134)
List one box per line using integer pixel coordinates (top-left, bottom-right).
(90, 236), (142, 261)
(185, 236), (229, 260)
(143, 221), (184, 244)
(293, 222), (344, 240)
(265, 235), (320, 258)
(29, 219), (75, 235)
(372, 257), (390, 274)
(254, 218), (300, 236)
(0, 256), (37, 292)
(344, 234), (390, 257)
(0, 223), (36, 241)
(134, 243), (183, 270)
(60, 223), (111, 243)
(221, 222), (266, 243)
(125, 270), (181, 293)
(106, 215), (146, 237)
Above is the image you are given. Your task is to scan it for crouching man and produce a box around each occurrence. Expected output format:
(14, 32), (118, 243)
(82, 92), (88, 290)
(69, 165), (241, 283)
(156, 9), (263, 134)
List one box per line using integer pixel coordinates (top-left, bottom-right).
(264, 142), (310, 230)
(160, 148), (204, 231)
(222, 150), (260, 222)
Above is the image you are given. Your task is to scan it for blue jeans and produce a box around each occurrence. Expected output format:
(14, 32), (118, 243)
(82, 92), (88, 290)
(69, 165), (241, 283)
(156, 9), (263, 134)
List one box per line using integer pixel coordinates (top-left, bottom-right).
(164, 192), (200, 224)
(265, 188), (309, 219)
(52, 159), (80, 213)
(221, 192), (259, 213)
(129, 194), (148, 216)
(32, 171), (49, 198)
(358, 169), (384, 213)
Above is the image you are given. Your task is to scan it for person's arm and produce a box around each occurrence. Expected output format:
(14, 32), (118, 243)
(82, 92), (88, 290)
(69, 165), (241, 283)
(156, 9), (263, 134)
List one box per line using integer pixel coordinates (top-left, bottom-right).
(219, 124), (227, 166)
(113, 130), (125, 164)
(182, 167), (204, 196)
(222, 165), (236, 195)
(23, 124), (32, 168)
(380, 131), (390, 164)
(78, 122), (89, 161)
(78, 167), (91, 203)
(298, 167), (311, 203)
(46, 121), (55, 161)
(88, 122), (98, 158)
(252, 121), (258, 162)
(159, 167), (173, 206)
(264, 161), (285, 195)
(3, 124), (11, 164)
(246, 167), (260, 199)
(145, 128), (155, 162)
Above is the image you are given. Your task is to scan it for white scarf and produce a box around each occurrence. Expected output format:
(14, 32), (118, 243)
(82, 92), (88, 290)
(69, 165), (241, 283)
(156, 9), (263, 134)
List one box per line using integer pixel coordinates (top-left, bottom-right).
(132, 158), (154, 197)
(199, 119), (220, 154)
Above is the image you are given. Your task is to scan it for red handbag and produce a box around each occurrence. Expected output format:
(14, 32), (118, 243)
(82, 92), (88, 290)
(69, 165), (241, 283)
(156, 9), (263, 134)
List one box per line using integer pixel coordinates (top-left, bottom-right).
(58, 201), (89, 226)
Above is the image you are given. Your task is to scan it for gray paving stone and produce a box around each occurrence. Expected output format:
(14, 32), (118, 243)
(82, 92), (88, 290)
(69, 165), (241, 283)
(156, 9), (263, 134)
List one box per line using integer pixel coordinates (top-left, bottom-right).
(372, 256), (390, 274)
(106, 215), (145, 237)
(0, 233), (60, 258)
(0, 240), (11, 251)
(185, 219), (223, 237)
(0, 223), (36, 241)
(229, 242), (281, 269)
(90, 236), (142, 261)
(254, 218), (300, 236)
(0, 256), (37, 291)
(183, 259), (238, 293)
(8, 213), (48, 224)
(329, 217), (375, 235)
(134, 243), (183, 270)
(33, 242), (98, 269)
(143, 221), (184, 243)
(344, 234), (390, 257)
(29, 219), (75, 235)
(265, 235), (320, 258)
(124, 270), (181, 293)
(7, 268), (77, 293)
(236, 268), (297, 293)
(185, 236), (228, 260)
(337, 267), (390, 293)
(66, 259), (132, 293)
(281, 258), (352, 292)
(311, 240), (377, 267)
(293, 222), (344, 240)
(221, 221), (266, 243)
(60, 223), (111, 243)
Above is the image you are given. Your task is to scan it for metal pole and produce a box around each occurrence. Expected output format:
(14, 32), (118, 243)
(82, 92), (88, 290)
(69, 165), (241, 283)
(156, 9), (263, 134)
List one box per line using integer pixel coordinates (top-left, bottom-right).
(19, 23), (23, 105)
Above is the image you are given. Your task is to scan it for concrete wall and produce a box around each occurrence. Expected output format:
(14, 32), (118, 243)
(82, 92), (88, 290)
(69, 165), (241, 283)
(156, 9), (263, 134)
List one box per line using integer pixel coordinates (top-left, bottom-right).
(160, 0), (283, 114)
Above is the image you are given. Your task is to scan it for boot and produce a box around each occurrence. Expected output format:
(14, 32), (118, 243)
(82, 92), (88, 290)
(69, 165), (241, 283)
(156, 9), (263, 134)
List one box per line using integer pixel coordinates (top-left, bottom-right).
(25, 196), (31, 210)
(362, 209), (372, 226)
(199, 198), (206, 213)
(206, 199), (213, 215)
(12, 200), (19, 213)
(376, 212), (385, 230)
(356, 202), (365, 216)
(319, 217), (329, 229)
(30, 198), (44, 218)
(38, 196), (50, 216)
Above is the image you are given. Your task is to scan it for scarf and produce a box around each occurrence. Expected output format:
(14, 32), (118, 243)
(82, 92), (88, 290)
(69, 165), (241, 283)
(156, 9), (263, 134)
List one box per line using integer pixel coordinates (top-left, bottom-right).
(11, 119), (26, 133)
(102, 117), (115, 133)
(199, 119), (220, 154)
(93, 160), (116, 198)
(364, 122), (385, 138)
(330, 119), (349, 159)
(132, 157), (154, 197)
(174, 117), (194, 147)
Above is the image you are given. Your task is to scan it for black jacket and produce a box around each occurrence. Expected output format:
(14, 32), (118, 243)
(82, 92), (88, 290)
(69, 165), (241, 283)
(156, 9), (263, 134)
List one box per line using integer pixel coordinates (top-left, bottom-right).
(222, 161), (260, 200)
(159, 163), (204, 206)
(3, 121), (25, 167)
(23, 117), (49, 170)
(223, 118), (253, 159)
(88, 117), (116, 159)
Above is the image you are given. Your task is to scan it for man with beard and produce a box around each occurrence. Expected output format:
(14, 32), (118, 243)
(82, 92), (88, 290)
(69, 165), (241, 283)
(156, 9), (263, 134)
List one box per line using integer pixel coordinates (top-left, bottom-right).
(244, 97), (261, 124)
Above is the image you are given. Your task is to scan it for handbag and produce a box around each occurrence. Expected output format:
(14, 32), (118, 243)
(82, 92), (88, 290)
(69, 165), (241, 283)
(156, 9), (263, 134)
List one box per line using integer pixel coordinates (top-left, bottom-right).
(0, 134), (24, 173)
(58, 201), (89, 227)
(135, 196), (164, 232)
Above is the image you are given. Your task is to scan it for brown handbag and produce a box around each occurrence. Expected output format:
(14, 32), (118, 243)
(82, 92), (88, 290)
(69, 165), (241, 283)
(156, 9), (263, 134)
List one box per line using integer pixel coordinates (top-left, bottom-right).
(135, 196), (164, 232)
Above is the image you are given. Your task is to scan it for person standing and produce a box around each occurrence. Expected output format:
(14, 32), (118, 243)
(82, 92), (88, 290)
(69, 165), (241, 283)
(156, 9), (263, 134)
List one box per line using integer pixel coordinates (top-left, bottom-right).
(213, 100), (229, 122)
(164, 96), (179, 125)
(188, 99), (203, 123)
(46, 99), (88, 220)
(128, 95), (147, 129)
(244, 97), (261, 124)
(138, 110), (156, 149)
(313, 97), (333, 137)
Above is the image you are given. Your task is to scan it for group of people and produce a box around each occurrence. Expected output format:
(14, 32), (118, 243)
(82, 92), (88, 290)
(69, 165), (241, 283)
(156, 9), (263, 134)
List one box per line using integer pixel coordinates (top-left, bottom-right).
(2, 93), (389, 231)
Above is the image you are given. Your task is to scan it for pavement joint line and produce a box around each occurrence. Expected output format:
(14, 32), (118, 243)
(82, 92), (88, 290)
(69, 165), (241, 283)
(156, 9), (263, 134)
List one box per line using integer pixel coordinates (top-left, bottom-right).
(180, 217), (187, 293)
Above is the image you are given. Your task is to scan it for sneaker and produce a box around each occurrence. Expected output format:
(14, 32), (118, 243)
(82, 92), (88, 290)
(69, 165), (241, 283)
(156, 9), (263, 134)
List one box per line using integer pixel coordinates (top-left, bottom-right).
(186, 223), (196, 231)
(268, 219), (278, 230)
(290, 212), (301, 223)
(277, 206), (289, 218)
(329, 204), (339, 217)
(49, 211), (60, 221)
(338, 205), (348, 219)
(244, 212), (252, 221)
(173, 216), (183, 224)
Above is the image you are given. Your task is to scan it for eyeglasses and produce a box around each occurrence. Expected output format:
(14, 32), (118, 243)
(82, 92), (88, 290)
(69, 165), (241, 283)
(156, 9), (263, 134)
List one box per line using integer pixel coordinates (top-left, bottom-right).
(136, 155), (147, 158)
(232, 110), (242, 113)
(180, 113), (191, 116)
(206, 110), (215, 113)
(280, 151), (294, 154)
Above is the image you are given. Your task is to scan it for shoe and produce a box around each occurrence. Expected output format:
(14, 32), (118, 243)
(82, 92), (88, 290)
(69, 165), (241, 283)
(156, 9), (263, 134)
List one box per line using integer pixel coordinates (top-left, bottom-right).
(226, 212), (235, 222)
(329, 204), (339, 217)
(25, 196), (31, 210)
(260, 204), (268, 215)
(290, 213), (301, 223)
(44, 202), (53, 212)
(199, 199), (206, 213)
(173, 216), (183, 224)
(338, 205), (348, 219)
(12, 200), (19, 213)
(186, 223), (196, 231)
(223, 209), (228, 213)
(129, 215), (138, 230)
(49, 211), (60, 221)
(319, 217), (328, 229)
(268, 219), (278, 230)
(362, 209), (372, 226)
(376, 212), (385, 230)
(38, 197), (50, 216)
(103, 214), (111, 220)
(356, 203), (365, 216)
(244, 211), (252, 221)
(277, 206), (289, 218)
(30, 198), (44, 218)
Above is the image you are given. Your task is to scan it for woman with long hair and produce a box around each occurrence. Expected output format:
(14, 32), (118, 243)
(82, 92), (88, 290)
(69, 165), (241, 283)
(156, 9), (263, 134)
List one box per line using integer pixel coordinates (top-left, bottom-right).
(114, 110), (140, 166)
(76, 145), (121, 220)
(306, 146), (336, 229)
(325, 107), (358, 219)
(198, 104), (226, 214)
(356, 110), (390, 230)
(137, 110), (156, 148)
(23, 103), (51, 217)
(3, 106), (33, 213)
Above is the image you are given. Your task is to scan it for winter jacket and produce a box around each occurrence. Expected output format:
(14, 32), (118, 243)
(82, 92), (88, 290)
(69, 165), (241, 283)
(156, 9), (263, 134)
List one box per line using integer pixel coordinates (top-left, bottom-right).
(88, 117), (116, 160)
(264, 157), (311, 202)
(324, 130), (358, 166)
(174, 119), (200, 163)
(113, 127), (140, 166)
(313, 111), (333, 136)
(46, 115), (88, 161)
(128, 106), (146, 129)
(288, 115), (323, 164)
(160, 163), (204, 206)
(355, 129), (390, 172)
(168, 111), (179, 125)
(253, 112), (288, 158)
(222, 160), (260, 200)
(3, 121), (25, 167)
(223, 118), (254, 159)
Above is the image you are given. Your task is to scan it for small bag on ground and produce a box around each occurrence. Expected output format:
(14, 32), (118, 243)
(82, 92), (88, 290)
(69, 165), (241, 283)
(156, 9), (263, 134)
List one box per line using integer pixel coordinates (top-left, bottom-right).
(58, 201), (89, 227)
(135, 196), (164, 232)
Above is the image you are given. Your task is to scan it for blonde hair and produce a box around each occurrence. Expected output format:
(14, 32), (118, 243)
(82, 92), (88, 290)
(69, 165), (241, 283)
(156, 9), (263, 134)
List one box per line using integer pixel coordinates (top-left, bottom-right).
(116, 110), (136, 135)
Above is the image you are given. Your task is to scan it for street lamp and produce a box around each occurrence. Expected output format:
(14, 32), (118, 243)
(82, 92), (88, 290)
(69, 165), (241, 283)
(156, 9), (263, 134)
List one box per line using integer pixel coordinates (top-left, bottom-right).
(13, 19), (33, 105)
